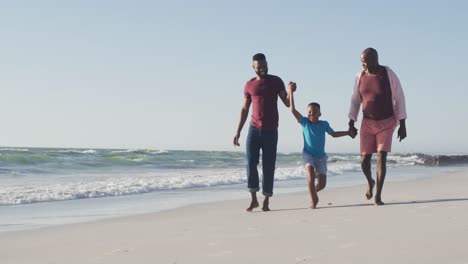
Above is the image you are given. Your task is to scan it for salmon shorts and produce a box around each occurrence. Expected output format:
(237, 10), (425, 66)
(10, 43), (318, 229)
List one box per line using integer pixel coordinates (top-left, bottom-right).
(360, 116), (398, 154)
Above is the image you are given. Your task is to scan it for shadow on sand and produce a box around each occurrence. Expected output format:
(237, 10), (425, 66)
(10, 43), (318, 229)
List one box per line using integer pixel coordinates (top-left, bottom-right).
(251, 198), (468, 212)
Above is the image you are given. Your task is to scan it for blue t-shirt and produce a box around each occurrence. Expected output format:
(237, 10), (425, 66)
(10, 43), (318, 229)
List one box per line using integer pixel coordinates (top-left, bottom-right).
(299, 117), (334, 158)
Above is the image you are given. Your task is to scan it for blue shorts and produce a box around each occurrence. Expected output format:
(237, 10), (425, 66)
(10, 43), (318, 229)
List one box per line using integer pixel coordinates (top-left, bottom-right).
(302, 151), (328, 175)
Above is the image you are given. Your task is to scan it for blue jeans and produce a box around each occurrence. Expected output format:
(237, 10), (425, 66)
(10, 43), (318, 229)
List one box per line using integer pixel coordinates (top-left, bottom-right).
(246, 125), (278, 197)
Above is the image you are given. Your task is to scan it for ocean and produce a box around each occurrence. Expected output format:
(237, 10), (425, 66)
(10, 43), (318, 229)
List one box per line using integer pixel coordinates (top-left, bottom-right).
(1, 147), (467, 233)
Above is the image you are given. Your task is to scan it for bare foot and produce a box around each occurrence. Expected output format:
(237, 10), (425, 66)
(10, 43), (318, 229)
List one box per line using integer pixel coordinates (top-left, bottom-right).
(374, 199), (385, 206)
(366, 180), (376, 200)
(246, 200), (259, 212)
(310, 195), (319, 209)
(261, 199), (270, 212)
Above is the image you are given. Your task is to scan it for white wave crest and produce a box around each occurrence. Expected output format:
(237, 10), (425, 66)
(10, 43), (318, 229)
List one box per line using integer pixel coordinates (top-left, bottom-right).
(0, 166), (300, 205)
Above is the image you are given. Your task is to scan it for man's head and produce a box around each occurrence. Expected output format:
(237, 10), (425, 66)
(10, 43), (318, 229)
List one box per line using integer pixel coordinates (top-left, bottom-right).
(252, 53), (268, 78)
(361, 48), (380, 74)
(307, 102), (321, 123)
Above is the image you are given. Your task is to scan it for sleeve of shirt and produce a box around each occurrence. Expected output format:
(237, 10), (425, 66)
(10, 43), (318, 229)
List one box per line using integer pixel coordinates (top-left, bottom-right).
(386, 67), (407, 120)
(276, 76), (286, 94)
(299, 117), (308, 126)
(324, 121), (335, 135)
(244, 82), (251, 99)
(348, 72), (362, 121)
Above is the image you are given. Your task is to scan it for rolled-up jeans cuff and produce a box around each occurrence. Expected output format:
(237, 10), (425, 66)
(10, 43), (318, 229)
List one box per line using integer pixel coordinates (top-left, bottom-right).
(262, 191), (273, 197)
(248, 188), (260, 193)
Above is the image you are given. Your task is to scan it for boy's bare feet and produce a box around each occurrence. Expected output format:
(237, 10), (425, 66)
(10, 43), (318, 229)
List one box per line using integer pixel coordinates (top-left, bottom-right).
(310, 195), (319, 209)
(246, 200), (259, 212)
(261, 198), (270, 211)
(366, 179), (376, 200)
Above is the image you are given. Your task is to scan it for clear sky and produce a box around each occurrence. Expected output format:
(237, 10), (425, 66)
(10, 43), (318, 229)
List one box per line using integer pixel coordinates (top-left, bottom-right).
(1, 1), (467, 154)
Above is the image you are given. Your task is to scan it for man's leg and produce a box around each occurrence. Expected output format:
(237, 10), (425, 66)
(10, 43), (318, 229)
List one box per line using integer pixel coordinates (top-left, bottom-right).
(261, 129), (278, 211)
(375, 151), (387, 206)
(246, 192), (259, 212)
(373, 117), (397, 206)
(246, 126), (261, 212)
(306, 166), (319, 208)
(361, 154), (375, 200)
(360, 119), (377, 200)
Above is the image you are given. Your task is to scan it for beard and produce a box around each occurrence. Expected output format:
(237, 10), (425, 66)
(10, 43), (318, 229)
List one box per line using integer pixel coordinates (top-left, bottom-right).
(255, 70), (268, 78)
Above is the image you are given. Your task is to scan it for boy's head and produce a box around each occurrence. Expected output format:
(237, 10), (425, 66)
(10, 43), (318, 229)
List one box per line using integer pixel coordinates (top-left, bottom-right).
(307, 102), (321, 123)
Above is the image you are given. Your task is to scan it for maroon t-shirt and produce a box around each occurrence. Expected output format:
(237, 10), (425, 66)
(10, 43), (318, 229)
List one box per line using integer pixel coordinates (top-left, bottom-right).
(244, 74), (286, 130)
(359, 67), (394, 120)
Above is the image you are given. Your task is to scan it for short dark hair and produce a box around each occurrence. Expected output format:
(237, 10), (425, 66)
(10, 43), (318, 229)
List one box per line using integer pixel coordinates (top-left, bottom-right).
(308, 102), (320, 110)
(252, 53), (266, 61)
(363, 47), (378, 60)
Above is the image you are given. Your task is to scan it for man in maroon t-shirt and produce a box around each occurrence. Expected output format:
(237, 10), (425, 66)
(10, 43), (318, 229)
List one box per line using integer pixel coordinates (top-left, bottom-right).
(233, 53), (292, 212)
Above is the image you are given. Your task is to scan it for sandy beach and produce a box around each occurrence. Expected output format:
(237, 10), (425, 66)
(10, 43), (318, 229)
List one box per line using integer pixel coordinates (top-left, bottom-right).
(1, 170), (467, 264)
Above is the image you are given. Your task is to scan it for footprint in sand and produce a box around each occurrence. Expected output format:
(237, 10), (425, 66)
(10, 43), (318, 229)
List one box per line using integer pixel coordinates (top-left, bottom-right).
(208, 250), (233, 256)
(105, 248), (134, 255)
(295, 256), (312, 263)
(208, 241), (218, 247)
(339, 242), (357, 249)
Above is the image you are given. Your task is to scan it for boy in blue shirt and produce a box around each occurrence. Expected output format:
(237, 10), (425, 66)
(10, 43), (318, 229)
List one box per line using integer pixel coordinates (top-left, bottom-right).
(288, 82), (355, 208)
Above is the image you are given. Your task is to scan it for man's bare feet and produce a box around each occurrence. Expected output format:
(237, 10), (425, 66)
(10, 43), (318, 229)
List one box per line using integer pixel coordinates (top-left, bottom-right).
(374, 199), (385, 206)
(366, 179), (376, 200)
(261, 199), (270, 211)
(246, 200), (259, 212)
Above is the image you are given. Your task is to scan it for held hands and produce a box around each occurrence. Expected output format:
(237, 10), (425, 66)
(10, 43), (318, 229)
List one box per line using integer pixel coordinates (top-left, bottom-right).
(288, 81), (297, 92)
(348, 127), (358, 139)
(348, 120), (358, 139)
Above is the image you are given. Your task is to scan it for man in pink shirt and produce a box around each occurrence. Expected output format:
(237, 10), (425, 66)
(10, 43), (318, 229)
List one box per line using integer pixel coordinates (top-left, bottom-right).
(348, 48), (407, 206)
(233, 53), (292, 212)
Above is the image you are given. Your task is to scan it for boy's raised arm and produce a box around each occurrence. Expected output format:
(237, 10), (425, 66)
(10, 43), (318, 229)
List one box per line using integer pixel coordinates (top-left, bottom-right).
(288, 82), (302, 122)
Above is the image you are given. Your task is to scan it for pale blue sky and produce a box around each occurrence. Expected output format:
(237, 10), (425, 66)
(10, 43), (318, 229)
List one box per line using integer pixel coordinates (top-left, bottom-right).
(1, 1), (467, 153)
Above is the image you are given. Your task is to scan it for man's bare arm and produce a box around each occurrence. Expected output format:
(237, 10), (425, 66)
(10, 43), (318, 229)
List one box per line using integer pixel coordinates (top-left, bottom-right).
(233, 98), (252, 147)
(279, 89), (290, 107)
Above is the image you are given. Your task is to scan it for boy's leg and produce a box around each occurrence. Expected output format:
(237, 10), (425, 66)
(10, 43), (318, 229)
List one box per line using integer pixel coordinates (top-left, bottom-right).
(246, 126), (261, 211)
(260, 129), (278, 211)
(314, 158), (328, 192)
(306, 166), (319, 208)
(316, 174), (327, 192)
